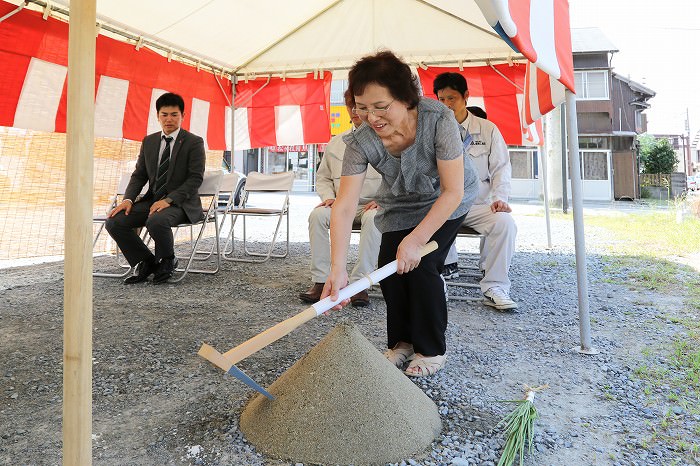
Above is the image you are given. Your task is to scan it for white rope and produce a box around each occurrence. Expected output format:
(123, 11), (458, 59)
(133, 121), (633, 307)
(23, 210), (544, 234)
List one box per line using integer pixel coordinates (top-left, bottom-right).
(153, 0), (216, 35)
(0, 2), (25, 24)
(213, 73), (231, 107)
(488, 61), (525, 92)
(234, 76), (272, 108)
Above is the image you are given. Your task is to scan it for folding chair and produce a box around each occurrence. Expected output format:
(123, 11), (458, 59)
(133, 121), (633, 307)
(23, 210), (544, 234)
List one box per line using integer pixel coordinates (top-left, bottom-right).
(216, 171), (244, 235)
(445, 225), (485, 302)
(222, 171), (295, 263)
(93, 172), (147, 278)
(170, 170), (223, 282)
(189, 171), (244, 261)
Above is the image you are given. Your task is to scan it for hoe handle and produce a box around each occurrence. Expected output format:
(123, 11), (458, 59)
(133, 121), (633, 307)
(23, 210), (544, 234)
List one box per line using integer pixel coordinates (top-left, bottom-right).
(199, 241), (438, 368)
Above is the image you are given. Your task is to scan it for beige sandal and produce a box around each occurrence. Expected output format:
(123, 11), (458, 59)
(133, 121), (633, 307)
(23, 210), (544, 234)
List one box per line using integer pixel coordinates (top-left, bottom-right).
(384, 342), (414, 368)
(404, 353), (447, 377)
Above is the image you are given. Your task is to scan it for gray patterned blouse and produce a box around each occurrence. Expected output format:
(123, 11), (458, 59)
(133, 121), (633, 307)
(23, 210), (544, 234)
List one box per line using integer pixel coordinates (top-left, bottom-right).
(342, 97), (478, 233)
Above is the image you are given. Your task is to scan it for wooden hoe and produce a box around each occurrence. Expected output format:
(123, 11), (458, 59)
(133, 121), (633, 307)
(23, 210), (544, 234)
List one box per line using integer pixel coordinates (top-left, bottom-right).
(198, 241), (438, 400)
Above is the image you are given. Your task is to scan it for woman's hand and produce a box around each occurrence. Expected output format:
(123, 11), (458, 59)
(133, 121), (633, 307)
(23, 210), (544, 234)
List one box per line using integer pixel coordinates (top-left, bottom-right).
(320, 268), (350, 311)
(396, 234), (424, 274)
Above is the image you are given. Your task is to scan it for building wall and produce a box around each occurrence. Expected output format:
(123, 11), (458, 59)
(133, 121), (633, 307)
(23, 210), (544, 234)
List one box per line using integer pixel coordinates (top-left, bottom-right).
(577, 110), (613, 134)
(573, 53), (610, 69)
(575, 61), (613, 135)
(611, 77), (645, 133)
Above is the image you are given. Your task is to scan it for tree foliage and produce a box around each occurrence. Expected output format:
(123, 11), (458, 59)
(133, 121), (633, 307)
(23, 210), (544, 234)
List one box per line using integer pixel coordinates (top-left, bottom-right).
(639, 136), (678, 174)
(637, 133), (655, 157)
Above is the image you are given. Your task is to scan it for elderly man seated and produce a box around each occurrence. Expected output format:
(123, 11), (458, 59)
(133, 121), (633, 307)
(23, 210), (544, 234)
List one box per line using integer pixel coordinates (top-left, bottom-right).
(299, 90), (382, 307)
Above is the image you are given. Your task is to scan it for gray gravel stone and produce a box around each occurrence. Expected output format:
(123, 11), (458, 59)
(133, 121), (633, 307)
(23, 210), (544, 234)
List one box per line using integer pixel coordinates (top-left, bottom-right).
(1, 197), (698, 465)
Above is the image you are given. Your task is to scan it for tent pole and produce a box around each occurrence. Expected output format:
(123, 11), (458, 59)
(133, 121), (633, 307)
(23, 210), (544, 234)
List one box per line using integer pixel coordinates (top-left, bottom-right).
(539, 132), (552, 250)
(561, 101), (569, 213)
(565, 89), (598, 355)
(231, 78), (236, 169)
(63, 0), (95, 464)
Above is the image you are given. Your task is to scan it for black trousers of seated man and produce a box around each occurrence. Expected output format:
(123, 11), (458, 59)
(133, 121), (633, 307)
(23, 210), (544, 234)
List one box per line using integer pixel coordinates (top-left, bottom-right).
(378, 214), (466, 358)
(105, 200), (188, 267)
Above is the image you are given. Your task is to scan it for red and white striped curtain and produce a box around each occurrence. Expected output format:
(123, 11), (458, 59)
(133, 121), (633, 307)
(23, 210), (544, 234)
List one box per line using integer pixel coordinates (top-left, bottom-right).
(233, 74), (332, 151)
(475, 0), (575, 125)
(0, 1), (230, 150)
(418, 64), (544, 146)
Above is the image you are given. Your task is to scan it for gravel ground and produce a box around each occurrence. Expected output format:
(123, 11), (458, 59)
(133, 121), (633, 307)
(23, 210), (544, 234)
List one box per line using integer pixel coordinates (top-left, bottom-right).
(1, 195), (699, 466)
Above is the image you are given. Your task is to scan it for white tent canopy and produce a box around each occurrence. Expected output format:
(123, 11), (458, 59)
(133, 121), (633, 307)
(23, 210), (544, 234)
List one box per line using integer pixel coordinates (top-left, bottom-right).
(20, 0), (520, 75)
(6, 0), (591, 353)
(4, 0), (591, 353)
(3, 2), (594, 461)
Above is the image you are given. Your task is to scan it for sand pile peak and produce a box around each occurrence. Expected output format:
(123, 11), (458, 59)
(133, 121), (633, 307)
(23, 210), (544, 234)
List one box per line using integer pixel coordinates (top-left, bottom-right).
(239, 321), (441, 465)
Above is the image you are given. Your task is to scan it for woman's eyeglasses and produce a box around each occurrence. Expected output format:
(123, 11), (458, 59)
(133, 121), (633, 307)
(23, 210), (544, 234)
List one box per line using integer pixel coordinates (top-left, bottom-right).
(352, 100), (395, 117)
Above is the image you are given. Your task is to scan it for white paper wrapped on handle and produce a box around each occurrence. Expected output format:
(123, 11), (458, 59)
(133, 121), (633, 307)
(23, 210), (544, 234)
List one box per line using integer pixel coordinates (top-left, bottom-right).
(311, 261), (397, 315)
(312, 240), (437, 315)
(199, 241), (438, 368)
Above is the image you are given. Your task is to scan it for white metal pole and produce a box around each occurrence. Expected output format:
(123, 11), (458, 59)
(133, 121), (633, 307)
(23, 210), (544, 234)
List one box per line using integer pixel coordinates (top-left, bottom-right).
(565, 89), (597, 355)
(539, 140), (553, 249)
(230, 78), (236, 170)
(63, 0), (96, 464)
(561, 102), (569, 213)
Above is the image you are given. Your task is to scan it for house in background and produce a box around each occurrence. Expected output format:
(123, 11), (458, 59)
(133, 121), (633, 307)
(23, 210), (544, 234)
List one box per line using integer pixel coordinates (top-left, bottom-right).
(570, 27), (655, 201)
(692, 130), (700, 174)
(509, 28), (655, 202)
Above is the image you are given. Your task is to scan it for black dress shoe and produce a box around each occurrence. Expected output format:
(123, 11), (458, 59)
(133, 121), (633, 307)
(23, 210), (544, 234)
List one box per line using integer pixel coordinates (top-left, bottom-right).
(299, 282), (325, 303)
(123, 259), (157, 284)
(153, 257), (178, 284)
(350, 290), (370, 307)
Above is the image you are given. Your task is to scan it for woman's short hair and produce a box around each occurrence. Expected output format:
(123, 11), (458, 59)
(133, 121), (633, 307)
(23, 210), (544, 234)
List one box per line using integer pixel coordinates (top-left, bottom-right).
(348, 50), (420, 109)
(343, 88), (354, 109)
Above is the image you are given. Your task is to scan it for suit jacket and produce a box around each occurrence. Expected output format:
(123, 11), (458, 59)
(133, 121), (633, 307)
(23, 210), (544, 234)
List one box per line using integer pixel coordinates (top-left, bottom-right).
(124, 128), (206, 223)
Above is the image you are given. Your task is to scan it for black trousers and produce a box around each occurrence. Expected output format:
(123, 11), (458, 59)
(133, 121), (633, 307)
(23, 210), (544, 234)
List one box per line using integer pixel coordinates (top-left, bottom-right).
(378, 214), (466, 356)
(105, 200), (187, 266)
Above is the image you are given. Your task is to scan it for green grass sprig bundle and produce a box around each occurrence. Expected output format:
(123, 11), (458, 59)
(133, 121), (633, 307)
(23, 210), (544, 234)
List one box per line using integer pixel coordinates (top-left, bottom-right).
(497, 384), (548, 466)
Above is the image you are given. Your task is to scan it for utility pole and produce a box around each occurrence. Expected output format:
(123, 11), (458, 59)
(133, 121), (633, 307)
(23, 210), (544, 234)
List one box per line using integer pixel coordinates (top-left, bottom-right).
(545, 105), (565, 210)
(686, 108), (693, 175)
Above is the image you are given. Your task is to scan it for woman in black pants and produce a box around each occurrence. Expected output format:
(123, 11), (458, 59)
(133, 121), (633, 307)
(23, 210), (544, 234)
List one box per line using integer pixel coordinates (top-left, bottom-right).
(322, 50), (478, 377)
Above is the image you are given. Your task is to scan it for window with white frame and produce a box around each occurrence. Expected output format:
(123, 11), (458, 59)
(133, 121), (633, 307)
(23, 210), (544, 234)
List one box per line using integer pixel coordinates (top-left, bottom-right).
(509, 148), (539, 179)
(330, 80), (348, 105)
(574, 71), (609, 100)
(567, 150), (610, 180)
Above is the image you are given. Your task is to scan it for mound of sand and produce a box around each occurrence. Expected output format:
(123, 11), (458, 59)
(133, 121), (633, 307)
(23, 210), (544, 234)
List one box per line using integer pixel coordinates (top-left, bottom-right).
(240, 322), (442, 465)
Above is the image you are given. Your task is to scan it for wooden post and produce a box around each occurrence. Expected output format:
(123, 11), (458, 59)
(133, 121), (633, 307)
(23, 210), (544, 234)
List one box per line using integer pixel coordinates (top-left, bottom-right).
(63, 0), (96, 464)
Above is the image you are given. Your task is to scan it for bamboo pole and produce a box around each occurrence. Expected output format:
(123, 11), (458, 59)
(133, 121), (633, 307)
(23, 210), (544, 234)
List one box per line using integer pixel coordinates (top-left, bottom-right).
(63, 0), (96, 464)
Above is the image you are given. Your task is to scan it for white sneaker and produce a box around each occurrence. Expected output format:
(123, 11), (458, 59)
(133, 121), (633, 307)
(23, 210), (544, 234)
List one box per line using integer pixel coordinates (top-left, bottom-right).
(483, 287), (518, 310)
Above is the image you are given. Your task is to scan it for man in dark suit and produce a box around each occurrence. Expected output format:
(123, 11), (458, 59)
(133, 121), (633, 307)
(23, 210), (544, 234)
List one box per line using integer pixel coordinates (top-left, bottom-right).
(106, 92), (206, 284)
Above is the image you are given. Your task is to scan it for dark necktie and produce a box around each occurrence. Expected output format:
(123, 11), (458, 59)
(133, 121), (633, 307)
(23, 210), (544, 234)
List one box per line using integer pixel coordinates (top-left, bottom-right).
(154, 135), (173, 200)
